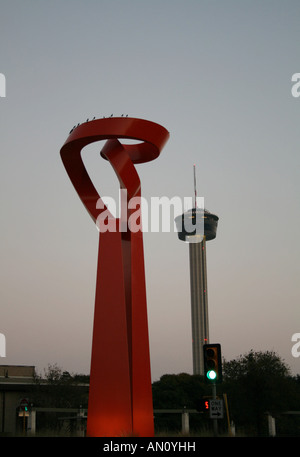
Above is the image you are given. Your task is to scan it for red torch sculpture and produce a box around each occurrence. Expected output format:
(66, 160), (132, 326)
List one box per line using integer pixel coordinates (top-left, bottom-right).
(60, 117), (169, 436)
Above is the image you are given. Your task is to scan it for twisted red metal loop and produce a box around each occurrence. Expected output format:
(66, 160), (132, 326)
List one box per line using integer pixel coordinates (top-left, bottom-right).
(60, 117), (169, 223)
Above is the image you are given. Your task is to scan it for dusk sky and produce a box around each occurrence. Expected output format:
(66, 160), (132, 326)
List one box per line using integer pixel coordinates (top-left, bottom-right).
(0, 0), (299, 381)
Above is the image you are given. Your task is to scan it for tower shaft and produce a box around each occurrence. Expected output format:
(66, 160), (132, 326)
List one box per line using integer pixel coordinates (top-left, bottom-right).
(189, 238), (209, 375)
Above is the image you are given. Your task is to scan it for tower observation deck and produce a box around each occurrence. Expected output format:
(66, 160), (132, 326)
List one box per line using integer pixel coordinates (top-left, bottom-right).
(175, 199), (219, 375)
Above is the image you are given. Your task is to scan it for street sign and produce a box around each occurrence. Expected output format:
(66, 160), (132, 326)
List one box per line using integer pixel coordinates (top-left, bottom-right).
(209, 399), (224, 419)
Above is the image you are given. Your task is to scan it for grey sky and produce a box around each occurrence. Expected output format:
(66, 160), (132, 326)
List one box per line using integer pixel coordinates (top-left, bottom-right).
(0, 0), (299, 380)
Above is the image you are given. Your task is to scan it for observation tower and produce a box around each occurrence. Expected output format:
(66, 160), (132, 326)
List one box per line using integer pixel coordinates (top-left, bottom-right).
(175, 166), (219, 375)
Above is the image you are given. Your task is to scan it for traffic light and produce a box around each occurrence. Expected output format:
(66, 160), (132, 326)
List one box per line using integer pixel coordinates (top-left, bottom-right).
(203, 343), (222, 383)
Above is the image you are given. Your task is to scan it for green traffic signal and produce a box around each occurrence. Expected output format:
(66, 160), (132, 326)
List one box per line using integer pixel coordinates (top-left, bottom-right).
(207, 370), (217, 380)
(203, 343), (222, 384)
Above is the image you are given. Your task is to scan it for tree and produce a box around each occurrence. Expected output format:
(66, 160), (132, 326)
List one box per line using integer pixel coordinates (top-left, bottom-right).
(152, 372), (206, 409)
(29, 364), (89, 433)
(223, 350), (296, 435)
(152, 373), (209, 433)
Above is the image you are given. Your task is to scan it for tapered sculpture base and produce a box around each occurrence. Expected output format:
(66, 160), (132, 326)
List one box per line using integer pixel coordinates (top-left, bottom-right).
(87, 225), (154, 437)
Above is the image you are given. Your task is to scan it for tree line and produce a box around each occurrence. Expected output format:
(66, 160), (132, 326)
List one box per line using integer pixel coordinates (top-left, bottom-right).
(29, 350), (300, 436)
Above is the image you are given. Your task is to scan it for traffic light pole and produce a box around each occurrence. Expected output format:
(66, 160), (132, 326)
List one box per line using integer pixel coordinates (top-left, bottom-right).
(212, 383), (218, 437)
(203, 343), (222, 436)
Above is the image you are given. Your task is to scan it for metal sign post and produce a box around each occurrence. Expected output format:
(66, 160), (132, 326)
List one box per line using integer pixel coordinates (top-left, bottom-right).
(212, 384), (218, 436)
(19, 398), (29, 435)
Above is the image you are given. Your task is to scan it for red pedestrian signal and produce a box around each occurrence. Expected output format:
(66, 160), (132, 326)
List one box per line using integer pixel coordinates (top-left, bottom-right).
(197, 399), (210, 412)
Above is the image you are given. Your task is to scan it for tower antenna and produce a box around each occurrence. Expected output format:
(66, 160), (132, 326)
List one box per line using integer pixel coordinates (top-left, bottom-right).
(193, 164), (197, 208)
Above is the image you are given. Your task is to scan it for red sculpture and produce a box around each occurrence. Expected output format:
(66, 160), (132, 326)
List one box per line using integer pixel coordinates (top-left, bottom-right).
(60, 117), (169, 437)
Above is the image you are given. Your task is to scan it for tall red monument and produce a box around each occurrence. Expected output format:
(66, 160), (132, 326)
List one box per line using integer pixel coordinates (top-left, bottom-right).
(60, 117), (169, 436)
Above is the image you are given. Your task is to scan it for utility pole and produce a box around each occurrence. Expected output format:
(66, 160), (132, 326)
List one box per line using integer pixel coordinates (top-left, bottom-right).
(212, 383), (218, 436)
